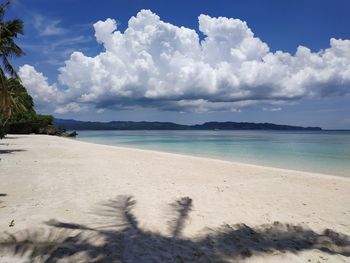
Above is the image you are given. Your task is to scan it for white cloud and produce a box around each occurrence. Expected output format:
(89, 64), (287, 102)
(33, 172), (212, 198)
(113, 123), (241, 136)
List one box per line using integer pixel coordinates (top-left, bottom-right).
(20, 10), (350, 113)
(18, 65), (61, 106)
(33, 15), (65, 36)
(54, 102), (87, 114)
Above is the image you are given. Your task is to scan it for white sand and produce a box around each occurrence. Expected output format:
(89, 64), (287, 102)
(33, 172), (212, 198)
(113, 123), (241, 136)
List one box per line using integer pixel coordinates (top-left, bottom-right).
(0, 134), (349, 262)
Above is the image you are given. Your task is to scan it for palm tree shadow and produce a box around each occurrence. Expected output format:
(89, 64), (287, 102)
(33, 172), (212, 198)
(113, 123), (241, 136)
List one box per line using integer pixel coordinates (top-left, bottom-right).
(0, 149), (25, 154)
(0, 195), (349, 262)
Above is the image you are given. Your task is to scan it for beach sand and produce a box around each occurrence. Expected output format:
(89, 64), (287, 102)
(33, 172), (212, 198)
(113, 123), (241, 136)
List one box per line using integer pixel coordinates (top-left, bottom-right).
(0, 134), (349, 262)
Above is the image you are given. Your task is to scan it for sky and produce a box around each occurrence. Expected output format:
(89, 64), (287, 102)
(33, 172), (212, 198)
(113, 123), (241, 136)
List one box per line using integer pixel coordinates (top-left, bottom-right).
(6, 0), (350, 129)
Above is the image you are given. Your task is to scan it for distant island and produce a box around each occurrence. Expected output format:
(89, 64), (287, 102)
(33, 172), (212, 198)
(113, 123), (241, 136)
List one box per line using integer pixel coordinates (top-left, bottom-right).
(53, 119), (322, 131)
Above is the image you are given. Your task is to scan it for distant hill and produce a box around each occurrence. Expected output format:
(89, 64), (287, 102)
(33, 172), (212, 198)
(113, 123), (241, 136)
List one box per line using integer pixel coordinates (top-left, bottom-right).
(191, 122), (322, 131)
(53, 119), (322, 131)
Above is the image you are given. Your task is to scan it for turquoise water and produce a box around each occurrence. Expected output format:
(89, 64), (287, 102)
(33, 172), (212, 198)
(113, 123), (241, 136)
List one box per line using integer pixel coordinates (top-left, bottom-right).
(76, 130), (350, 177)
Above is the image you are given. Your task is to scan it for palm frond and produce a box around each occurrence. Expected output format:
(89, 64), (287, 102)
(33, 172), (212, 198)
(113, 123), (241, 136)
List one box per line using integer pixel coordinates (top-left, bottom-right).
(0, 1), (24, 78)
(1, 55), (18, 77)
(2, 19), (24, 36)
(0, 74), (29, 120)
(0, 1), (12, 21)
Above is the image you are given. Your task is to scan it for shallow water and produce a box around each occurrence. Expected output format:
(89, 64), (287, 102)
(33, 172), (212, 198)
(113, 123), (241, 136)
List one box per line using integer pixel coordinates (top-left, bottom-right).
(76, 130), (350, 177)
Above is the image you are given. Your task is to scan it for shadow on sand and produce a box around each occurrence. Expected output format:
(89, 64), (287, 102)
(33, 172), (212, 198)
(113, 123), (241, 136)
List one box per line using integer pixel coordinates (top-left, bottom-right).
(0, 193), (6, 209)
(0, 195), (349, 262)
(0, 149), (25, 154)
(3, 136), (20, 139)
(0, 136), (24, 153)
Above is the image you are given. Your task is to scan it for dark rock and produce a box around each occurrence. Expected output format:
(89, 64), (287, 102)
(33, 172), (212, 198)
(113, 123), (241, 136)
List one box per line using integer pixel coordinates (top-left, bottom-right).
(38, 125), (65, 136)
(66, 131), (78, 137)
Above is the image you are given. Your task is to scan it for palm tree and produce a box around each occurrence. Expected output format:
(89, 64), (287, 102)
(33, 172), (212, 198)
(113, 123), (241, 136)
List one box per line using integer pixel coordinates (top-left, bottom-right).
(0, 0), (25, 137)
(0, 0), (24, 78)
(0, 77), (30, 124)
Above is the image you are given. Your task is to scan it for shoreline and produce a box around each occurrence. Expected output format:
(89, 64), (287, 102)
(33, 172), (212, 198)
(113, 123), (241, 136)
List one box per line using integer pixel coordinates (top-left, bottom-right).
(1, 134), (350, 262)
(74, 135), (349, 181)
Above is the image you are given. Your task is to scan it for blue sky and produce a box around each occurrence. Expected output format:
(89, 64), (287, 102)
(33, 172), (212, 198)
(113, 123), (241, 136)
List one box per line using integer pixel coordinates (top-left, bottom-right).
(7, 0), (350, 129)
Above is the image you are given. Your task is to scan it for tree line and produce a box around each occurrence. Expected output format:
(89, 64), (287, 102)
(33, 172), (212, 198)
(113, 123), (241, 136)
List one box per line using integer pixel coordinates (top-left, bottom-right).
(0, 0), (53, 138)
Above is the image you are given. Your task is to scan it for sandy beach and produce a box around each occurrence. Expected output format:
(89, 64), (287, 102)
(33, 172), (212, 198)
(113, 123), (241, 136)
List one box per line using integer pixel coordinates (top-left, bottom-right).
(0, 134), (349, 262)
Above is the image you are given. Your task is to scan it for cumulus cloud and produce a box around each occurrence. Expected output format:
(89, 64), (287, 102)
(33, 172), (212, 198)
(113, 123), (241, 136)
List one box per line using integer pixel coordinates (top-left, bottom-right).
(18, 65), (62, 106)
(20, 10), (350, 113)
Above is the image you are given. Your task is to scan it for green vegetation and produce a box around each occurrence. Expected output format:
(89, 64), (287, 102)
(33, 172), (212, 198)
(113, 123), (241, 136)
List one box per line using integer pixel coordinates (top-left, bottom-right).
(0, 1), (53, 138)
(2, 78), (53, 134)
(0, 77), (55, 137)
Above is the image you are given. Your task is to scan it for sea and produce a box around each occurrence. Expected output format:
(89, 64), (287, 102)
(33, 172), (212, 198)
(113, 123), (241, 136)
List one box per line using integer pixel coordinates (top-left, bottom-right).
(76, 130), (350, 177)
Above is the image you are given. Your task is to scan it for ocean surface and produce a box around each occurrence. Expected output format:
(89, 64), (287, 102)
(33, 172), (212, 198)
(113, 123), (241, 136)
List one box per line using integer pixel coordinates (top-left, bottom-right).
(76, 130), (350, 177)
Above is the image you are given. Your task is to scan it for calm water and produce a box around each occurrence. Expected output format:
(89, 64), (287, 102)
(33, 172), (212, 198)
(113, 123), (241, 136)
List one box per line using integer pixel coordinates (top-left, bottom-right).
(76, 130), (350, 177)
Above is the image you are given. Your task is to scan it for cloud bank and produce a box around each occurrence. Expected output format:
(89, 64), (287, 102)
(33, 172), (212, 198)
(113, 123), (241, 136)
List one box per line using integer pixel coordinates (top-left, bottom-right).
(19, 10), (350, 113)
